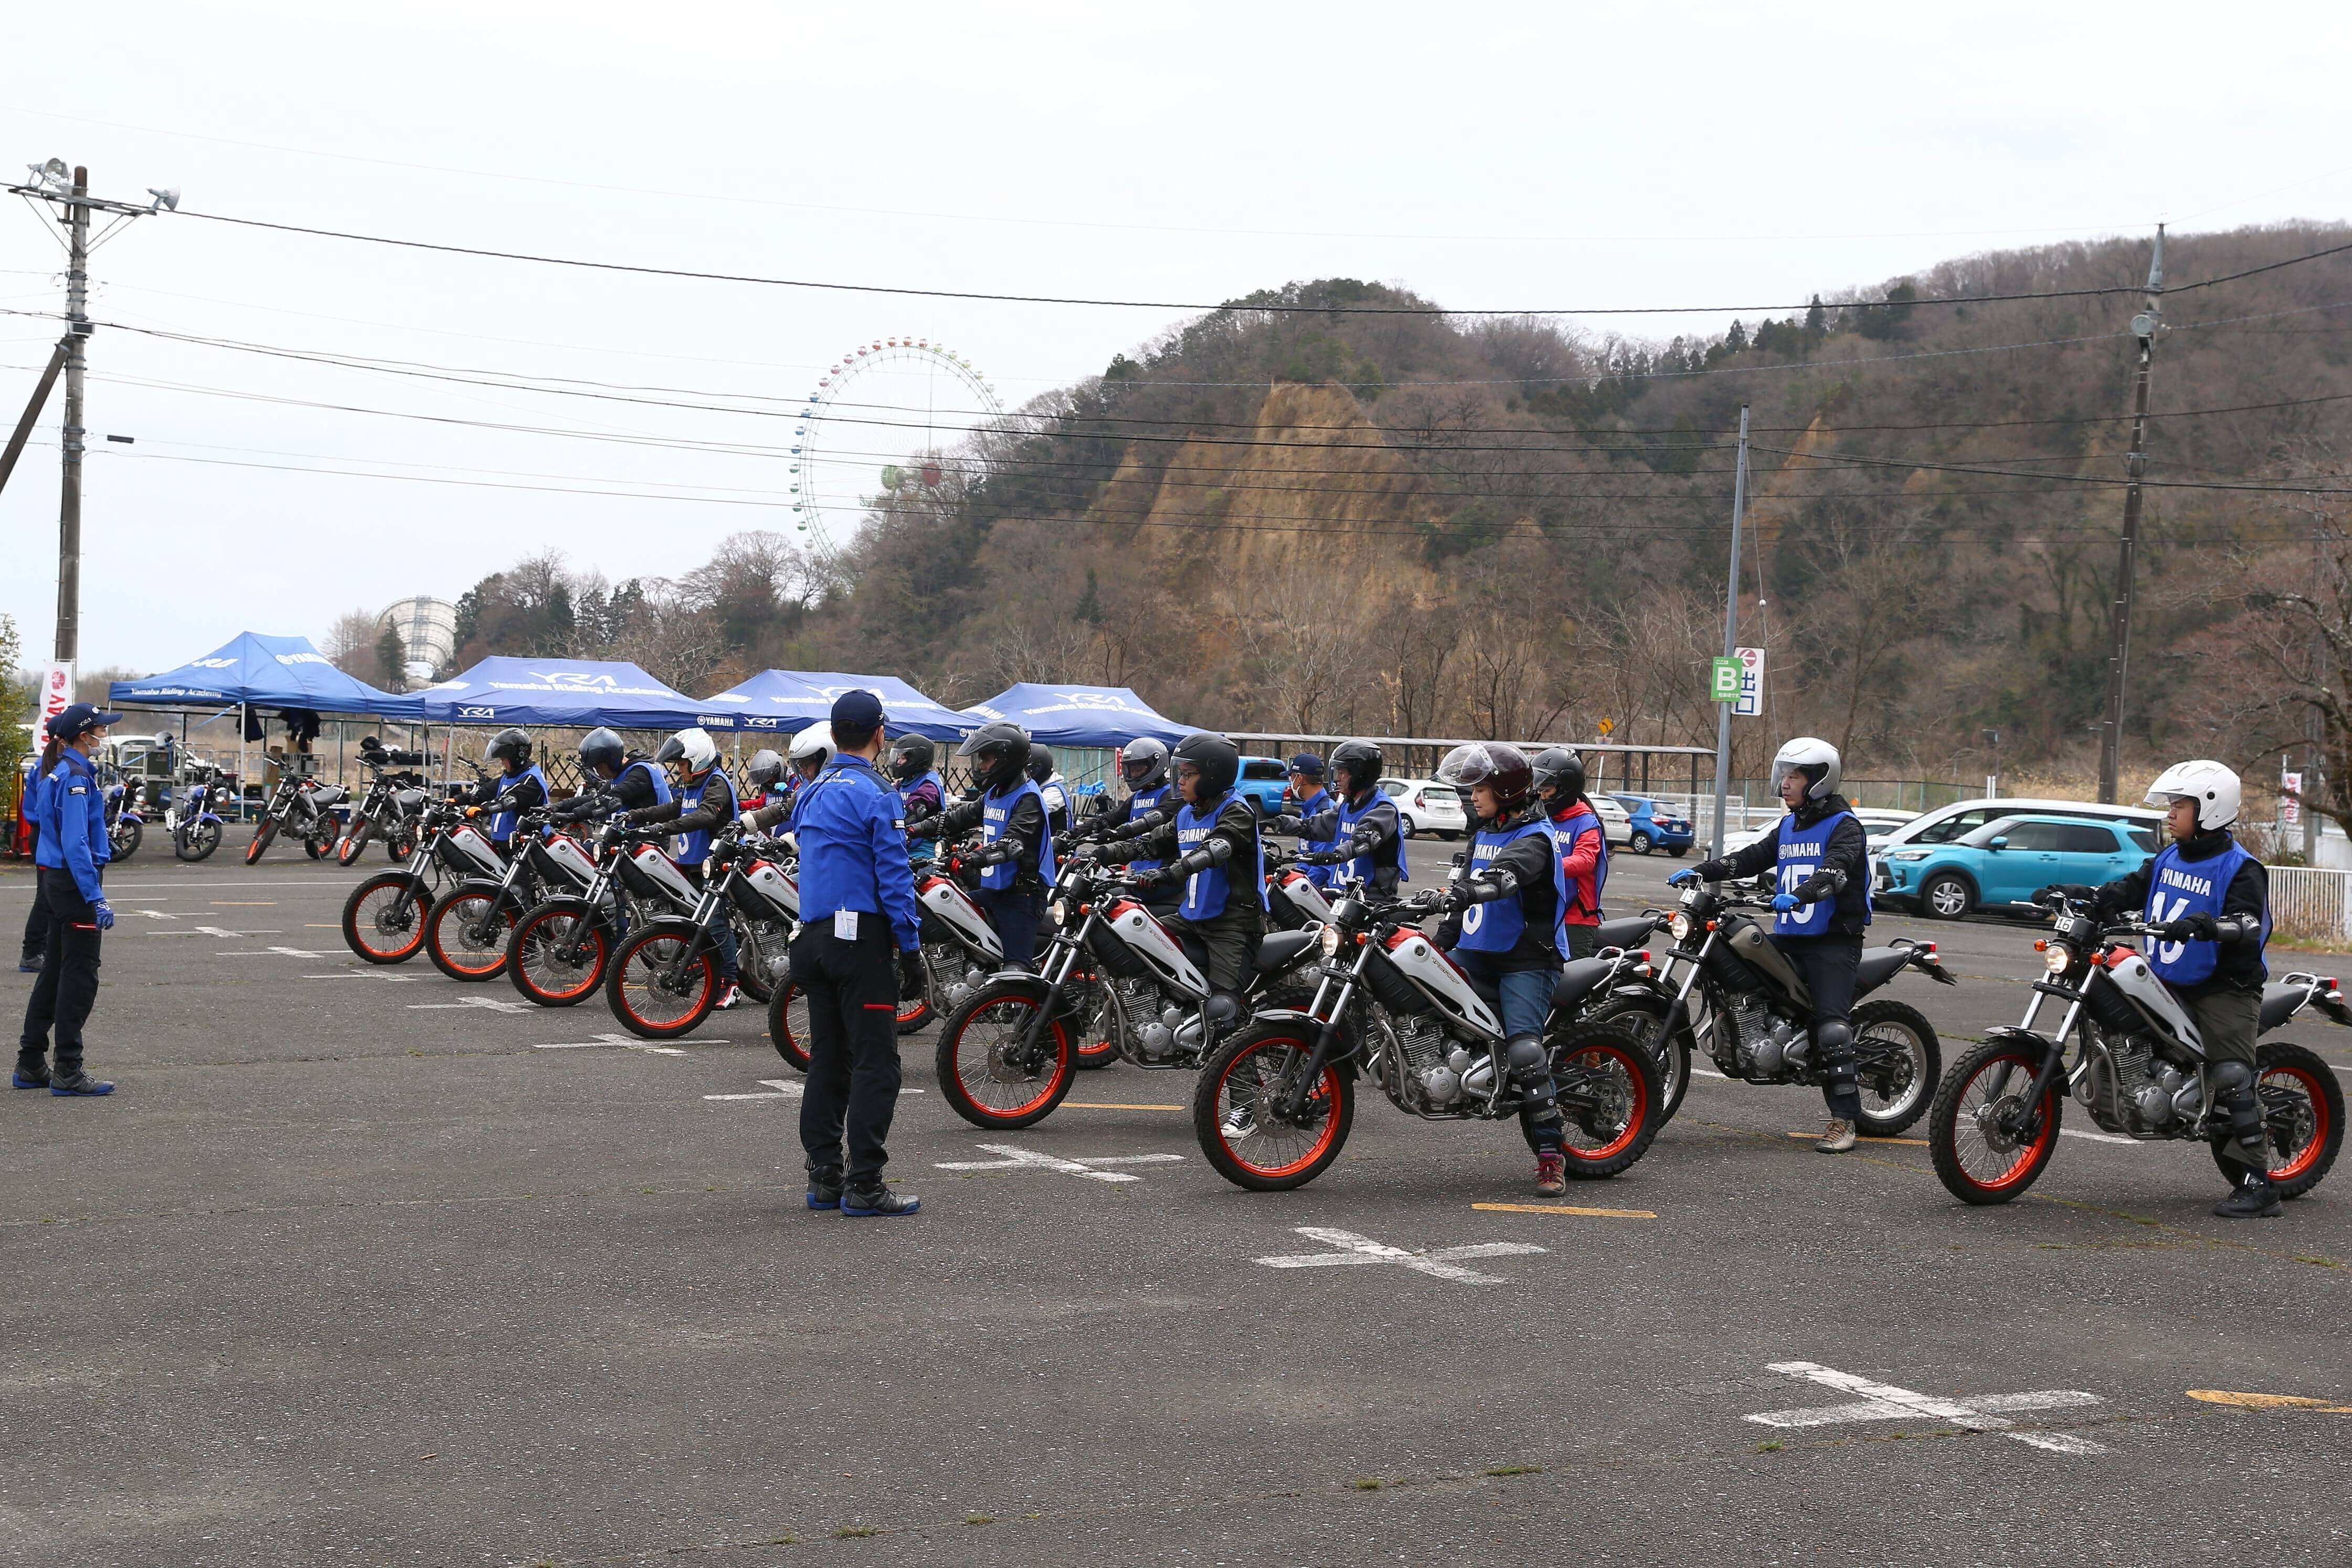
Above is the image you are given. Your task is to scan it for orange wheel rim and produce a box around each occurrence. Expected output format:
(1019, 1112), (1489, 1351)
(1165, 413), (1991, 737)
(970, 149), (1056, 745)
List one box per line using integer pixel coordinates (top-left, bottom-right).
(1216, 1037), (1340, 1178)
(1560, 1043), (1648, 1161)
(2263, 1063), (2330, 1181)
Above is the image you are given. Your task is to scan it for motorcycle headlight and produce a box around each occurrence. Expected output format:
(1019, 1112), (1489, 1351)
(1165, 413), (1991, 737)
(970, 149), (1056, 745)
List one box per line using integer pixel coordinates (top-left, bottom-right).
(702, 855), (716, 877)
(1319, 924), (1342, 957)
(1050, 898), (1069, 928)
(1668, 912), (1693, 944)
(2042, 944), (2072, 975)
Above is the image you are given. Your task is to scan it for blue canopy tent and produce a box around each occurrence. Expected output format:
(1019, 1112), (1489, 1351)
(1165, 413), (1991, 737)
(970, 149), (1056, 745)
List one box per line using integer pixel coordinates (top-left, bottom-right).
(418, 657), (734, 733)
(702, 670), (974, 743)
(108, 632), (423, 818)
(961, 683), (1193, 748)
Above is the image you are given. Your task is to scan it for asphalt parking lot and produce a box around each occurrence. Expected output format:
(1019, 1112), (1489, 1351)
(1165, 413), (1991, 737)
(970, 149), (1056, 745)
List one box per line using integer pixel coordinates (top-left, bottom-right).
(3, 844), (2349, 1566)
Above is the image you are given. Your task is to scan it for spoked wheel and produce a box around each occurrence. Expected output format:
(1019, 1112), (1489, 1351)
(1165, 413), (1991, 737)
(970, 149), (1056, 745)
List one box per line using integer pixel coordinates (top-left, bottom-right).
(1535, 1021), (1661, 1178)
(1194, 1023), (1353, 1190)
(425, 886), (514, 981)
(337, 817), (373, 867)
(174, 819), (223, 862)
(1585, 995), (1692, 1128)
(304, 824), (336, 860)
(341, 873), (431, 964)
(1851, 999), (1941, 1137)
(109, 817), (142, 861)
(935, 986), (1077, 1129)
(606, 926), (719, 1039)
(2212, 1043), (2344, 1200)
(1070, 970), (1121, 1071)
(385, 831), (417, 862)
(768, 980), (813, 1072)
(506, 902), (611, 1006)
(245, 819), (278, 865)
(1929, 1039), (2063, 1204)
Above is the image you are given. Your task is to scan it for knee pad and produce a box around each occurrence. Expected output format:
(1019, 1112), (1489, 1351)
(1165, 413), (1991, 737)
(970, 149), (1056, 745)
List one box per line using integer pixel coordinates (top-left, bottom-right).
(1814, 1020), (1853, 1060)
(1505, 1033), (1549, 1076)
(1204, 991), (1241, 1031)
(2210, 1059), (2256, 1096)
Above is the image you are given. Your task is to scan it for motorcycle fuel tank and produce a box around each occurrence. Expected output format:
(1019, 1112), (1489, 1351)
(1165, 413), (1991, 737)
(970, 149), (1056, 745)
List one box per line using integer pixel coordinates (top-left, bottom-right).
(629, 844), (700, 906)
(918, 874), (1006, 962)
(1380, 929), (1502, 1039)
(1724, 918), (1811, 1010)
(1105, 898), (1208, 1000)
(741, 860), (801, 921)
(1274, 871), (1335, 926)
(539, 833), (600, 891)
(2101, 948), (2202, 1055)
(445, 823), (507, 878)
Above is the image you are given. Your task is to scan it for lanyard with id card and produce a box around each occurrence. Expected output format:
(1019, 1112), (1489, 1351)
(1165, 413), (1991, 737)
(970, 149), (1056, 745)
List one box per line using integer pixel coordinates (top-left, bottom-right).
(834, 909), (859, 940)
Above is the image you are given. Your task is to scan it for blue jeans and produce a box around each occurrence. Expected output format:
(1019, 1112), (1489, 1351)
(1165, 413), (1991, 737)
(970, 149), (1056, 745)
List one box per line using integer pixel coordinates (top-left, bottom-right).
(1449, 948), (1551, 1038)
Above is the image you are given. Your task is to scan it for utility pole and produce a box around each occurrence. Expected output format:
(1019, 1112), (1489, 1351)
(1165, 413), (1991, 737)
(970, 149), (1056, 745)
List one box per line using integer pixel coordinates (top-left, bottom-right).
(2096, 225), (2166, 803)
(1709, 405), (1751, 856)
(7, 158), (177, 679)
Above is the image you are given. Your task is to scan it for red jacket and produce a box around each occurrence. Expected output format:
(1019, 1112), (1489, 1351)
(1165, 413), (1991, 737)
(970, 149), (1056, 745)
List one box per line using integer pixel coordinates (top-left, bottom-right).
(1551, 804), (1606, 925)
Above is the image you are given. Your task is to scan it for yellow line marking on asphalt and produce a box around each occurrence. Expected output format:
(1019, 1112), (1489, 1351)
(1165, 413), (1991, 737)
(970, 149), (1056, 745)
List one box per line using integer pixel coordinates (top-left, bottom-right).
(1058, 1101), (1184, 1111)
(2187, 1389), (2352, 1413)
(306, 923), (337, 927)
(1785, 1131), (1929, 1147)
(1474, 1202), (1655, 1220)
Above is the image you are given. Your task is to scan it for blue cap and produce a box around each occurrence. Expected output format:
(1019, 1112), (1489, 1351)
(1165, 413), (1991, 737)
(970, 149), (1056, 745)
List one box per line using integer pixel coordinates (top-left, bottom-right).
(48, 702), (122, 740)
(1288, 752), (1325, 777)
(829, 688), (885, 730)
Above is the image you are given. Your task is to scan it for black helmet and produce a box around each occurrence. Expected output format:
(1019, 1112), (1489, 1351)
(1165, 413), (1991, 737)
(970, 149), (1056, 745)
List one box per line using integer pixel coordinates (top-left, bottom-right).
(889, 734), (935, 782)
(745, 748), (785, 792)
(1121, 736), (1169, 789)
(1330, 739), (1384, 801)
(358, 734), (386, 755)
(1438, 740), (1535, 817)
(1532, 746), (1586, 810)
(485, 726), (532, 769)
(1026, 746), (1056, 785)
(578, 727), (625, 777)
(1172, 732), (1241, 800)
(957, 721), (1032, 794)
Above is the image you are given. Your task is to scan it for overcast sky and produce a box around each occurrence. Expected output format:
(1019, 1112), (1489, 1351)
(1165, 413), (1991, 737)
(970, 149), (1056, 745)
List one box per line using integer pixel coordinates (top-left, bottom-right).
(4, 0), (2348, 678)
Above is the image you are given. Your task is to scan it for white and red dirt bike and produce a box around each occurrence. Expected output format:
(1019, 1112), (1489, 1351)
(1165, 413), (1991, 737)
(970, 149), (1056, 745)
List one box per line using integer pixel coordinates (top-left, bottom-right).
(503, 821), (705, 1007)
(604, 825), (797, 1039)
(340, 799), (493, 966)
(1929, 891), (2345, 1204)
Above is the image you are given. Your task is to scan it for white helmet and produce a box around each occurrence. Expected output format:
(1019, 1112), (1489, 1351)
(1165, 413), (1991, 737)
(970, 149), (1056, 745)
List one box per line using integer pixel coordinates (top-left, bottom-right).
(653, 726), (719, 778)
(2144, 759), (2240, 831)
(788, 721), (837, 769)
(1770, 736), (1841, 801)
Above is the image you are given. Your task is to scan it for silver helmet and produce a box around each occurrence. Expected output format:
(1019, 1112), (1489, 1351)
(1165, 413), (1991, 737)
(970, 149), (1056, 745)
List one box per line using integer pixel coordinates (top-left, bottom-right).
(1770, 736), (1841, 801)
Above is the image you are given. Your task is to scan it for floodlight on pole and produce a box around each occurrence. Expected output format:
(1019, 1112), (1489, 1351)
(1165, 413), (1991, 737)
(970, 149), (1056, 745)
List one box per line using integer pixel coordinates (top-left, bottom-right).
(146, 187), (178, 212)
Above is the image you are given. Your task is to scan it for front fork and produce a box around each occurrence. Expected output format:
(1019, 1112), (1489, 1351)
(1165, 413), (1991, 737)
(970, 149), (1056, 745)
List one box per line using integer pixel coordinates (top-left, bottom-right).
(1275, 954), (1368, 1121)
(1011, 915), (1093, 1071)
(1986, 986), (2083, 1138)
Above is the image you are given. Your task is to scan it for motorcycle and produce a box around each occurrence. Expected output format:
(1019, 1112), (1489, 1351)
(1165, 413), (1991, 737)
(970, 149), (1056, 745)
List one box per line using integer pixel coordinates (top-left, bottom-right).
(504, 819), (704, 1008)
(422, 809), (606, 981)
(767, 843), (1010, 1072)
(166, 761), (229, 862)
(1264, 852), (1339, 931)
(335, 751), (428, 866)
(1635, 876), (1954, 1135)
(1191, 881), (1662, 1191)
(102, 771), (144, 862)
(339, 800), (498, 965)
(930, 857), (1327, 1132)
(605, 824), (796, 1039)
(1927, 892), (2346, 1204)
(245, 767), (347, 864)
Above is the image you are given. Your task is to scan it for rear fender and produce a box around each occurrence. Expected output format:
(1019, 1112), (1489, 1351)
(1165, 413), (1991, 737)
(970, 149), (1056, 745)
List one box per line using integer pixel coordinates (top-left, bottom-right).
(1901, 940), (1961, 986)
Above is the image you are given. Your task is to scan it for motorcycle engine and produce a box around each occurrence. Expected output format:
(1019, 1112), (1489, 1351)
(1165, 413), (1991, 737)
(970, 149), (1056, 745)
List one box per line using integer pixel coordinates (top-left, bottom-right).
(1391, 1014), (1457, 1108)
(2075, 1029), (2192, 1137)
(936, 952), (986, 1013)
(1137, 1001), (1184, 1062)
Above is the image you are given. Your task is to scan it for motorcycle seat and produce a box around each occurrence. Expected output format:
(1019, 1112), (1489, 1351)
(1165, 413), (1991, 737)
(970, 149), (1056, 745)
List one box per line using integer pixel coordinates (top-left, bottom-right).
(1255, 928), (1318, 975)
(1553, 957), (1615, 1012)
(1856, 946), (1910, 991)
(2259, 981), (2306, 1034)
(1594, 914), (1658, 951)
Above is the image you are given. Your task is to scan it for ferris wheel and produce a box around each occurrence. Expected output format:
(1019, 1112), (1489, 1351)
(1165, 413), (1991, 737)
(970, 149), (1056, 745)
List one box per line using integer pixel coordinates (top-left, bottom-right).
(790, 337), (1004, 570)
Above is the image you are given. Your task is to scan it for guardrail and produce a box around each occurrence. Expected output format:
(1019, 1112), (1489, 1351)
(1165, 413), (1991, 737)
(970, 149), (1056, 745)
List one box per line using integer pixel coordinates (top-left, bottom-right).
(2266, 864), (2352, 947)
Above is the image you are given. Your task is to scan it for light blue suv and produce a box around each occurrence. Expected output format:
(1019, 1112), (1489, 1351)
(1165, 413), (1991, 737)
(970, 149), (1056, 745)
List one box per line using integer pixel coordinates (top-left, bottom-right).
(1877, 813), (2160, 921)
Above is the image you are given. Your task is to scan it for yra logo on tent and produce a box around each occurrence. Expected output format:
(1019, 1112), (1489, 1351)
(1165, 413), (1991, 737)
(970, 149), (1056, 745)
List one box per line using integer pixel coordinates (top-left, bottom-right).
(191, 658), (236, 669)
(1056, 691), (1138, 710)
(531, 671), (619, 687)
(274, 652), (328, 665)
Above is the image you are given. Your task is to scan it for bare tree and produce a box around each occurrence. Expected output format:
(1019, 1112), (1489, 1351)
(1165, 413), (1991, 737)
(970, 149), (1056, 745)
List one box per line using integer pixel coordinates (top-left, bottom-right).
(321, 607), (383, 679)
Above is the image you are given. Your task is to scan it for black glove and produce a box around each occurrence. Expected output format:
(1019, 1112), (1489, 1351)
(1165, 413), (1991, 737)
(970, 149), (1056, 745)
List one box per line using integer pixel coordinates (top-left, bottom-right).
(1437, 878), (1476, 913)
(1131, 865), (1171, 888)
(1297, 849), (1342, 866)
(2162, 913), (2218, 942)
(906, 816), (944, 840)
(898, 949), (926, 999)
(1068, 841), (1103, 863)
(2039, 883), (2098, 904)
(952, 857), (982, 889)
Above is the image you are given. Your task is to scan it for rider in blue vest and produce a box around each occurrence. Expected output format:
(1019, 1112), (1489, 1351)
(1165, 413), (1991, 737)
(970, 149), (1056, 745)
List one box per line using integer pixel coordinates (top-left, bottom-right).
(887, 734), (945, 870)
(1084, 733), (1265, 1039)
(1433, 741), (1573, 1195)
(550, 727), (672, 825)
(2068, 760), (2277, 1219)
(1063, 737), (1179, 913)
(1674, 737), (1872, 1153)
(905, 722), (1055, 969)
(623, 727), (744, 1008)
(462, 727), (548, 846)
(1269, 739), (1406, 896)
(1534, 748), (1610, 958)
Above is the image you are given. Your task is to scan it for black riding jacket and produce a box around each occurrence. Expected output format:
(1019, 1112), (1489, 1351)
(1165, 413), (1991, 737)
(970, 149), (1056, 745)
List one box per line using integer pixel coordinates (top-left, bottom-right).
(1272, 791), (1405, 894)
(623, 769), (737, 840)
(466, 767), (547, 819)
(1694, 792), (1871, 938)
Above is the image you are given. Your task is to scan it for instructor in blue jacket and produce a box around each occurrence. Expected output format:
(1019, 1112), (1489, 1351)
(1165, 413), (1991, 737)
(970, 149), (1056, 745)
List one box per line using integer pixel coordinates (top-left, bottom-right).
(17, 703), (121, 1096)
(788, 690), (923, 1217)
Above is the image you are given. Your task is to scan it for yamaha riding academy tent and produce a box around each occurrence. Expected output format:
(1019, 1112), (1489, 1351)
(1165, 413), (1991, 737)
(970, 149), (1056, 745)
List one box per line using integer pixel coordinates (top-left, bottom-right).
(417, 657), (734, 732)
(109, 631), (422, 718)
(962, 683), (1192, 749)
(702, 670), (974, 743)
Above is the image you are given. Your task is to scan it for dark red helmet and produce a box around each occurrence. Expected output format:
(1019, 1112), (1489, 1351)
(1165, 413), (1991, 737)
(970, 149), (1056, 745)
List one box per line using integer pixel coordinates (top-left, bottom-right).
(1436, 740), (1535, 815)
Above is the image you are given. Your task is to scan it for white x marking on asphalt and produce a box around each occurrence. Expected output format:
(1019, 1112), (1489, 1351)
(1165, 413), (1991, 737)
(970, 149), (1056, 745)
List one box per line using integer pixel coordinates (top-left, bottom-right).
(1254, 1226), (1546, 1285)
(934, 1144), (1185, 1182)
(1746, 1361), (2107, 1454)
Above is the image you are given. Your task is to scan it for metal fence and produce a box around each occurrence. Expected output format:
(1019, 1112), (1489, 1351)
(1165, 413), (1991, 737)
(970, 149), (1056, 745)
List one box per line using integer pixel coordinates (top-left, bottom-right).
(2266, 865), (2352, 947)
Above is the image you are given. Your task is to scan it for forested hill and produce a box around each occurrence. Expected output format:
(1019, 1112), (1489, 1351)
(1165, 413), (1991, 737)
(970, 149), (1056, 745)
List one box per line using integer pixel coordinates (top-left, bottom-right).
(440, 223), (2352, 783)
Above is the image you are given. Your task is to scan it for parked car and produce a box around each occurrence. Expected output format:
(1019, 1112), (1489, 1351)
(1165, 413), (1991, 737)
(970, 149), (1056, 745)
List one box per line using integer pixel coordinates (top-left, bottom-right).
(1878, 813), (2163, 920)
(1874, 796), (2162, 854)
(1608, 793), (1694, 856)
(1378, 777), (1467, 840)
(1234, 756), (1291, 815)
(1591, 793), (1634, 846)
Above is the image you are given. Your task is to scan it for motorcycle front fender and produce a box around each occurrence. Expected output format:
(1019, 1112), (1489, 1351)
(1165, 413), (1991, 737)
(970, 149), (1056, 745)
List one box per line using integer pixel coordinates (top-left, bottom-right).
(1252, 1008), (1363, 1076)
